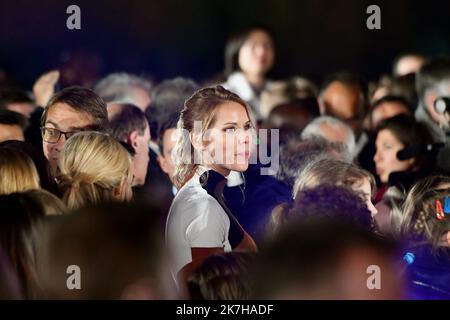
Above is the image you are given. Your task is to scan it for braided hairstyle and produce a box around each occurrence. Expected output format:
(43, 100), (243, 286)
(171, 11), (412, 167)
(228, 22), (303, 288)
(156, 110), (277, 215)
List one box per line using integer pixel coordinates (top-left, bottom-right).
(58, 132), (133, 210)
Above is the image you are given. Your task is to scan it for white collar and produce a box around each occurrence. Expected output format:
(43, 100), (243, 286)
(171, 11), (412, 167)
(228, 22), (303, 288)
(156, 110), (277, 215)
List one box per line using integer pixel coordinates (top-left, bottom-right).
(226, 72), (257, 101)
(194, 166), (244, 187)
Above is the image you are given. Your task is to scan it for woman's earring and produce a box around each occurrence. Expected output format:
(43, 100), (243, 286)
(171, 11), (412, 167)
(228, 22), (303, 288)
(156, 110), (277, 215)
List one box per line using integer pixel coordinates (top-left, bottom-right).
(436, 200), (445, 220)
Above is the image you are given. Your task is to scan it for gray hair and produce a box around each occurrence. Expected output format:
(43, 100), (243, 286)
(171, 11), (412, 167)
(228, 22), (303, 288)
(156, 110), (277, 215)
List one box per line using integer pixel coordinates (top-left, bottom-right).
(301, 116), (356, 157)
(94, 73), (151, 105)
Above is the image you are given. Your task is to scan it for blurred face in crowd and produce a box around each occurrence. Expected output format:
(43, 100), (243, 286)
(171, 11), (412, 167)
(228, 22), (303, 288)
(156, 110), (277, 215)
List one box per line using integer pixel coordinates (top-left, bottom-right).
(353, 178), (377, 217)
(6, 102), (35, 118)
(131, 123), (151, 186)
(238, 30), (275, 80)
(196, 101), (254, 176)
(321, 82), (364, 134)
(42, 103), (96, 176)
(0, 124), (24, 142)
(157, 128), (179, 184)
(374, 129), (414, 183)
(132, 87), (151, 112)
(395, 55), (425, 76)
(371, 101), (410, 128)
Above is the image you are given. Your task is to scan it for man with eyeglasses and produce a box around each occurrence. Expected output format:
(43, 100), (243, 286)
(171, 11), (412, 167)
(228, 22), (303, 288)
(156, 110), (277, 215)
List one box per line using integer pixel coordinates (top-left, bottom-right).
(41, 86), (109, 177)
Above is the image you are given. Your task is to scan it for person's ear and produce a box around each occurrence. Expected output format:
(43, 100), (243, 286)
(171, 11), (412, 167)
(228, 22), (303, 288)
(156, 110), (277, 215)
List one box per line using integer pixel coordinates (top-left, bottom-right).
(128, 130), (140, 150)
(425, 91), (443, 120)
(189, 131), (205, 151)
(114, 177), (130, 200)
(114, 181), (123, 199)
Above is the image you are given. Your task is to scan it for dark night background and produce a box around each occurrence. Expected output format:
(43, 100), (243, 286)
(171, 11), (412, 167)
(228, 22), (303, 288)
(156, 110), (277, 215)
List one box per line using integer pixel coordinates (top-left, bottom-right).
(0, 0), (449, 88)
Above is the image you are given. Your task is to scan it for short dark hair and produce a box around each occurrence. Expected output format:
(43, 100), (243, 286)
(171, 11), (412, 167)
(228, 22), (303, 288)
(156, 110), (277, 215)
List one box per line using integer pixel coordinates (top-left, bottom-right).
(371, 95), (413, 112)
(41, 86), (108, 132)
(376, 114), (433, 149)
(0, 87), (33, 109)
(376, 114), (434, 168)
(0, 109), (28, 129)
(109, 104), (148, 142)
(388, 73), (419, 109)
(157, 113), (179, 154)
(416, 57), (450, 104)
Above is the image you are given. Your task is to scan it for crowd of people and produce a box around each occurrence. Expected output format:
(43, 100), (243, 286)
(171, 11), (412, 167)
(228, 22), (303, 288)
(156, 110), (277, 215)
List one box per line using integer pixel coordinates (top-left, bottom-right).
(1, 26), (450, 300)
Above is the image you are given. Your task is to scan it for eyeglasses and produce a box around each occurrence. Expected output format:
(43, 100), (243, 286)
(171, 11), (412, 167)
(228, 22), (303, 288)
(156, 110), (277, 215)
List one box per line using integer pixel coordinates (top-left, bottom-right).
(40, 127), (80, 144)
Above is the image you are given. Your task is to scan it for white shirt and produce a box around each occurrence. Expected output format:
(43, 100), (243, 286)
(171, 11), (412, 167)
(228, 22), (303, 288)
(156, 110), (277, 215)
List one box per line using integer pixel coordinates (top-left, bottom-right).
(222, 71), (272, 121)
(165, 167), (232, 277)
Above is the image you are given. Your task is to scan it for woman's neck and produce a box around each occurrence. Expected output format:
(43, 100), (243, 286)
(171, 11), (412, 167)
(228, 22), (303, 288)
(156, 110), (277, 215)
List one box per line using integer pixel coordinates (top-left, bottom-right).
(208, 164), (230, 177)
(244, 72), (265, 89)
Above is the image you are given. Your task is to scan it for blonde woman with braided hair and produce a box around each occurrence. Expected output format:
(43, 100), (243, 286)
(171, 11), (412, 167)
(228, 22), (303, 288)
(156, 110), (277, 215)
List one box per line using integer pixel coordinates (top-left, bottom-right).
(167, 85), (258, 294)
(58, 131), (133, 210)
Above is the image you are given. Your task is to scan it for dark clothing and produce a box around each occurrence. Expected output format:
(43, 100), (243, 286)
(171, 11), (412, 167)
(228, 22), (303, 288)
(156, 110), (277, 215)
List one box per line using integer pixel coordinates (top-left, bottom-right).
(200, 170), (246, 248)
(133, 148), (174, 230)
(225, 164), (292, 245)
(404, 243), (450, 300)
(24, 106), (44, 150)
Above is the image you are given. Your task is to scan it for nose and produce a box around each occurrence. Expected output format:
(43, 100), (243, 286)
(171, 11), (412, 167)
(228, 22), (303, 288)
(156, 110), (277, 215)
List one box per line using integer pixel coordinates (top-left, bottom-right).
(237, 129), (250, 145)
(373, 149), (381, 163)
(369, 201), (378, 217)
(253, 44), (266, 57)
(53, 134), (67, 152)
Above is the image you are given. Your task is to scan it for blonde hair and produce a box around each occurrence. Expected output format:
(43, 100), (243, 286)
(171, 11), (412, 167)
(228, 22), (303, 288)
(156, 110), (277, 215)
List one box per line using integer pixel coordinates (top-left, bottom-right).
(58, 132), (133, 210)
(293, 158), (376, 199)
(23, 189), (67, 216)
(172, 85), (253, 188)
(0, 148), (40, 195)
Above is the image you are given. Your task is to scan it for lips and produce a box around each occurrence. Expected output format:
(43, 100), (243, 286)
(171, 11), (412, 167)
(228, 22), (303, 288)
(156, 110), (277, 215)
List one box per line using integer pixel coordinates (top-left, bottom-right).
(375, 167), (383, 176)
(235, 151), (250, 158)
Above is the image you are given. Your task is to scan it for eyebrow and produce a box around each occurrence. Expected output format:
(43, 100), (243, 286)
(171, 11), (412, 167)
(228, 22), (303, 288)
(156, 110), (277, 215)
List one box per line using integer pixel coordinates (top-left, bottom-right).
(45, 121), (85, 131)
(45, 121), (58, 128)
(222, 121), (251, 126)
